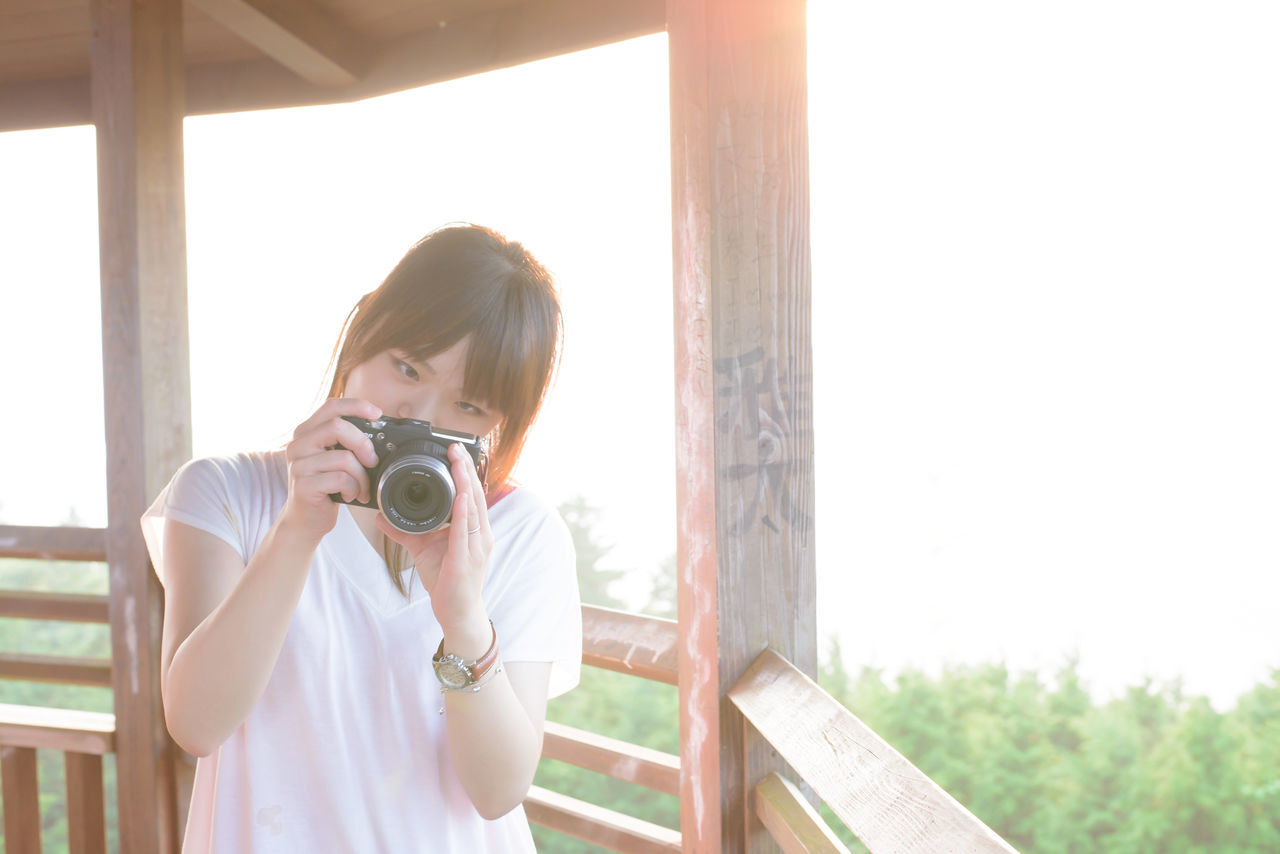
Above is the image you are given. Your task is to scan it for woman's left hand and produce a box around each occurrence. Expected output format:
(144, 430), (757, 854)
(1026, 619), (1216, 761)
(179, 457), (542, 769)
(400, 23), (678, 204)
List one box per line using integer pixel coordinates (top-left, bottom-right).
(376, 443), (493, 649)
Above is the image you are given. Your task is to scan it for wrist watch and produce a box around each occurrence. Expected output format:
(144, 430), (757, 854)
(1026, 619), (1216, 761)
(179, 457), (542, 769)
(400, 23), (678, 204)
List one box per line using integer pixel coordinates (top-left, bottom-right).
(432, 621), (500, 691)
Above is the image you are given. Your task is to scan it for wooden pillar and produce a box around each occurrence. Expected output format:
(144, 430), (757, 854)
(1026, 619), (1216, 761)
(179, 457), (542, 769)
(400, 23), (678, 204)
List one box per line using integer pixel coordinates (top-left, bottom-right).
(90, 0), (190, 851)
(668, 0), (815, 851)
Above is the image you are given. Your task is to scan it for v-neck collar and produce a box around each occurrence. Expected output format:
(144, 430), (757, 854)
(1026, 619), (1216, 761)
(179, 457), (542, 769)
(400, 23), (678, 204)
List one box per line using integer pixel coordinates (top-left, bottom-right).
(321, 504), (429, 618)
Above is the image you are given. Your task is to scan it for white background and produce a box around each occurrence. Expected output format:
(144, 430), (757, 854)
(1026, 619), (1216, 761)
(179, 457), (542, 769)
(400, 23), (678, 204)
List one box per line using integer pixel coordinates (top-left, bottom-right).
(2, 1), (1277, 710)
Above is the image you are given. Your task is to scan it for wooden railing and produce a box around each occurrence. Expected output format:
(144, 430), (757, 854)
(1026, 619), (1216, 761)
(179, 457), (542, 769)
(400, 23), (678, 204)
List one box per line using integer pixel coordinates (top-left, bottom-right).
(1, 522), (116, 854)
(0, 703), (115, 854)
(728, 648), (1019, 854)
(1, 525), (1018, 853)
(524, 603), (682, 853)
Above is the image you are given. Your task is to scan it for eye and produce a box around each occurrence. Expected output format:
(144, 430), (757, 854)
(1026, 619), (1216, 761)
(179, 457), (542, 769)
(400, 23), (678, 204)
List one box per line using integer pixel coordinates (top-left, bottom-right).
(457, 401), (487, 417)
(393, 358), (420, 382)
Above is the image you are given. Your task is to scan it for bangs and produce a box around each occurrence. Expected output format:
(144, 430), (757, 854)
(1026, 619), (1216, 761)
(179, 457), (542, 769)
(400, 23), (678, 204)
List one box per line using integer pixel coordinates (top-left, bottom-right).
(461, 278), (557, 425)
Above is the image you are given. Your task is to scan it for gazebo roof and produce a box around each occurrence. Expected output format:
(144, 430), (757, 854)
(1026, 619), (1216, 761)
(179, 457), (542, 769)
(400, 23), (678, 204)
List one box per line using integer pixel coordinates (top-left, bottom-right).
(0, 0), (664, 132)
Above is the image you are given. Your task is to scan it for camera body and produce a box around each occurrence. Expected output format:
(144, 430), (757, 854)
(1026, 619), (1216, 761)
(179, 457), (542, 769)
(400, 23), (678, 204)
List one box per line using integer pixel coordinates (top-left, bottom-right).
(330, 415), (489, 534)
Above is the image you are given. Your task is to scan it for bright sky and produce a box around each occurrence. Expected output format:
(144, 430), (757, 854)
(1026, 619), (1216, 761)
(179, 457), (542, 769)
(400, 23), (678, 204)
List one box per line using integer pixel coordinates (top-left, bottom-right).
(2, 1), (1278, 711)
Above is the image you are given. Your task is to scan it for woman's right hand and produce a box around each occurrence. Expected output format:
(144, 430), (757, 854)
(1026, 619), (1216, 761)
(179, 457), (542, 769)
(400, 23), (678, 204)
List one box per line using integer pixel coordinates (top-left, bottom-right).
(279, 397), (383, 542)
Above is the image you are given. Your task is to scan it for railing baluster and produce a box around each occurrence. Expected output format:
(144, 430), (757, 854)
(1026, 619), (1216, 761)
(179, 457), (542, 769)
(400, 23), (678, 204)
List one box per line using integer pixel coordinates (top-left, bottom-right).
(66, 751), (108, 854)
(1, 704), (116, 853)
(1, 744), (43, 854)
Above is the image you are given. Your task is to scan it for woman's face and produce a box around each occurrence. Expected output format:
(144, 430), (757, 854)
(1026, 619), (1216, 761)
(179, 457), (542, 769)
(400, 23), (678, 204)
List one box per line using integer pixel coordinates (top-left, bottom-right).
(342, 337), (504, 438)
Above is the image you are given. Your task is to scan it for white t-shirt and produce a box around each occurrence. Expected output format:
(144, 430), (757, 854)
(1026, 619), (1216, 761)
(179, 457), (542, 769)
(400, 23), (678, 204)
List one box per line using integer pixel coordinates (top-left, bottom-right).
(140, 449), (581, 854)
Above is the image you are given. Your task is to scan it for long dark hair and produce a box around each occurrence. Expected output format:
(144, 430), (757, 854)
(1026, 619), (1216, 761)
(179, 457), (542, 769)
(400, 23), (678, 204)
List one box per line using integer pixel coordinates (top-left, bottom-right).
(325, 224), (563, 594)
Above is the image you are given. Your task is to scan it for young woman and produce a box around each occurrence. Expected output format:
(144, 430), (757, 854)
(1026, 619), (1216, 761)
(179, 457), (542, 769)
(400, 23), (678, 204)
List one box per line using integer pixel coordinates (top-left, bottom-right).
(142, 224), (581, 852)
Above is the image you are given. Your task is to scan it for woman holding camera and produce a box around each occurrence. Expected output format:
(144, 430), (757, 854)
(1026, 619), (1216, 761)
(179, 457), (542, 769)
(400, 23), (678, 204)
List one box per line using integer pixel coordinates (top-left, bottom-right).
(142, 224), (581, 853)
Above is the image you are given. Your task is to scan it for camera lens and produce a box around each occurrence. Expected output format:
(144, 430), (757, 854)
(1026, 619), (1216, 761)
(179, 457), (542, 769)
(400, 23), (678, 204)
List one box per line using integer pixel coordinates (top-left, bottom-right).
(377, 454), (454, 533)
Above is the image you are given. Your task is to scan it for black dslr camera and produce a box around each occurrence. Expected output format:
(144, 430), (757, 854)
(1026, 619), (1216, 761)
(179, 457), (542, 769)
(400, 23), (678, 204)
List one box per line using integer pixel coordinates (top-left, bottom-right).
(330, 416), (489, 534)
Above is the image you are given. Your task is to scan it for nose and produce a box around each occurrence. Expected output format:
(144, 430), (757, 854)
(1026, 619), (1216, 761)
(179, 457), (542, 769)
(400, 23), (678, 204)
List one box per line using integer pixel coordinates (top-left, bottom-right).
(396, 394), (443, 423)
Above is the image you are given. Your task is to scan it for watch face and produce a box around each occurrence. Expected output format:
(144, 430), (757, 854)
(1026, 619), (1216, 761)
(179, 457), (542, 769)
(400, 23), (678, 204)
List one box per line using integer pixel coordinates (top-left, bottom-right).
(436, 658), (471, 689)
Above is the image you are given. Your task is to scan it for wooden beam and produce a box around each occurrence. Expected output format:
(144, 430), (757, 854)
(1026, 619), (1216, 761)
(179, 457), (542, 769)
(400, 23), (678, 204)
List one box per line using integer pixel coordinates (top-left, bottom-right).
(0, 653), (113, 687)
(753, 772), (851, 854)
(0, 0), (665, 132)
(0, 591), (111, 623)
(0, 74), (89, 133)
(185, 0), (665, 115)
(668, 0), (815, 850)
(187, 0), (369, 87)
(0, 704), (117, 756)
(524, 785), (682, 854)
(0, 525), (107, 562)
(542, 720), (680, 795)
(581, 604), (679, 684)
(729, 650), (1019, 854)
(90, 0), (191, 850)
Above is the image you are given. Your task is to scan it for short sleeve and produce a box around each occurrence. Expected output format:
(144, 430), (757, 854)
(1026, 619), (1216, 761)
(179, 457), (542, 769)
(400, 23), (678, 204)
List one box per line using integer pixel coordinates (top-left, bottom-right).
(140, 456), (255, 588)
(482, 492), (582, 699)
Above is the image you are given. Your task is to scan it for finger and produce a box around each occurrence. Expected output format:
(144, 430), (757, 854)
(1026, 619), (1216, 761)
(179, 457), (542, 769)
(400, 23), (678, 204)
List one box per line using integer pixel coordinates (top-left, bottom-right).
(467, 489), (481, 541)
(296, 469), (362, 505)
(292, 449), (372, 503)
(290, 416), (381, 469)
(299, 396), (382, 432)
(452, 443), (492, 538)
(293, 398), (382, 446)
(449, 486), (471, 556)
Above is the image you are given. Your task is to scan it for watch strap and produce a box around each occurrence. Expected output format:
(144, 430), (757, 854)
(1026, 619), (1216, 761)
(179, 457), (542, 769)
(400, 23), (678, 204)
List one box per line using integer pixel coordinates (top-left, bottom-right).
(433, 620), (499, 686)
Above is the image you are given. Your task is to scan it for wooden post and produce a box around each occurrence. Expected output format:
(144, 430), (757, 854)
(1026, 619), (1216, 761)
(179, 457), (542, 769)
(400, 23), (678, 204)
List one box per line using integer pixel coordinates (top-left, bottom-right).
(90, 0), (191, 851)
(668, 0), (815, 851)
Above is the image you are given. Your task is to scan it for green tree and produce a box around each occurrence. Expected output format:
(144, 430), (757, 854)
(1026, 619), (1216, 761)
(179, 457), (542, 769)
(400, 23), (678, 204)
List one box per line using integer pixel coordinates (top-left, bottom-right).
(557, 496), (628, 609)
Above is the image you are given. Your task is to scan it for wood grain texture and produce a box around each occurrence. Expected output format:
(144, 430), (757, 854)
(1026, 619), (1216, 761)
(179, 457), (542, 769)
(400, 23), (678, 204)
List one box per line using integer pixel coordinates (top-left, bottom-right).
(0, 703), (117, 755)
(0, 525), (107, 561)
(0, 591), (111, 623)
(729, 650), (1020, 854)
(542, 720), (680, 795)
(581, 604), (679, 684)
(668, 0), (815, 850)
(90, 0), (189, 850)
(66, 752), (108, 854)
(1, 745), (42, 854)
(754, 772), (851, 854)
(525, 784), (682, 854)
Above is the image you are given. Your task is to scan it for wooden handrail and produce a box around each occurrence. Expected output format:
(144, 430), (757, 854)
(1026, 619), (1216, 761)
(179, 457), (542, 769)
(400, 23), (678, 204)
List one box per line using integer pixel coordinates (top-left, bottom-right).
(0, 525), (107, 562)
(753, 772), (850, 854)
(728, 648), (1018, 854)
(0, 653), (113, 688)
(0, 590), (111, 623)
(542, 720), (680, 795)
(524, 784), (681, 854)
(581, 604), (678, 685)
(0, 703), (117, 755)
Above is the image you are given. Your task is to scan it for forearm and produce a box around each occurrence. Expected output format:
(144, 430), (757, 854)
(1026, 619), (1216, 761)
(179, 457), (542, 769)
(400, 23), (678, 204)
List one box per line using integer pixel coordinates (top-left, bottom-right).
(439, 619), (543, 818)
(163, 519), (318, 756)
(444, 670), (543, 819)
